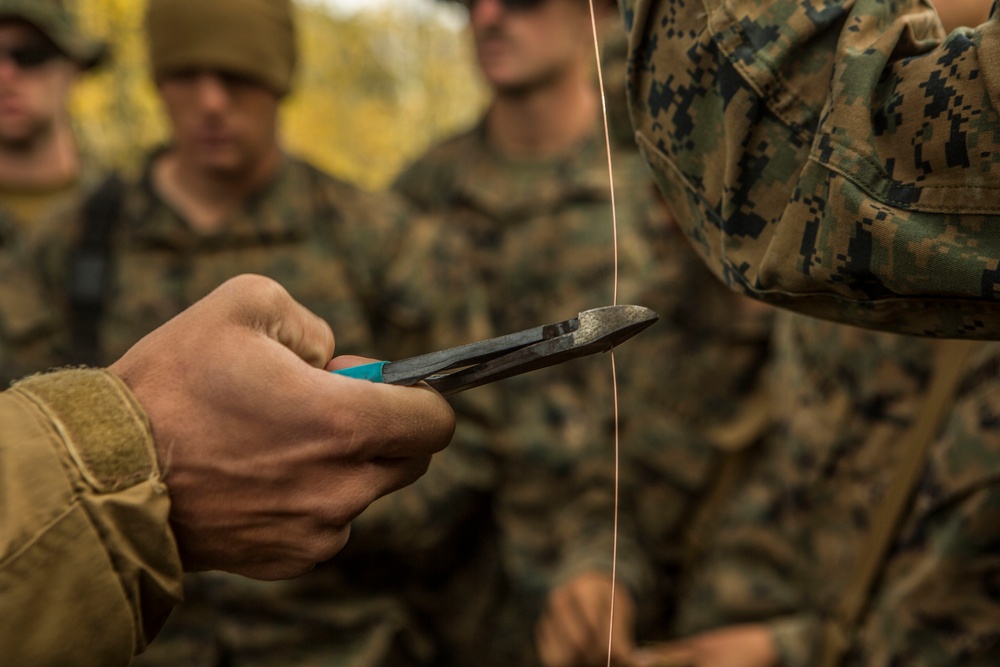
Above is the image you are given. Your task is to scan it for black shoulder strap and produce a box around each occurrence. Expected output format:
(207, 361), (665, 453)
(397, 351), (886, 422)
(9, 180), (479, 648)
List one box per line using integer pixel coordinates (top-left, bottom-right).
(66, 173), (125, 366)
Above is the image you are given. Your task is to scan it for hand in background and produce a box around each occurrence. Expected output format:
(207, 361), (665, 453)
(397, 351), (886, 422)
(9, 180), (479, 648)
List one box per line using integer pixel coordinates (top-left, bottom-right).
(536, 571), (636, 667)
(110, 274), (455, 580)
(627, 624), (778, 667)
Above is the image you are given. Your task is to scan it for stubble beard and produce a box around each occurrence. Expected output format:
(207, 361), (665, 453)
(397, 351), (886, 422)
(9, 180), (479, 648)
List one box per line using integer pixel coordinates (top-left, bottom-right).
(0, 114), (51, 155)
(477, 28), (569, 98)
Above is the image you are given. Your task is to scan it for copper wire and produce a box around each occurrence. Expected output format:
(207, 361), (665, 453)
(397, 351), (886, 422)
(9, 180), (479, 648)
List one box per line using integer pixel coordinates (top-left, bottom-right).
(586, 2), (621, 665)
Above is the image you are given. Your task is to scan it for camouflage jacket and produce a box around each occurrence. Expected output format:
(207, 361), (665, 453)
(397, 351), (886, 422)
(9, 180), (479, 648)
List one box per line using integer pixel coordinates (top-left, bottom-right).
(622, 0), (1000, 338)
(672, 312), (1000, 666)
(0, 159), (109, 386)
(618, 1), (1000, 663)
(359, 117), (774, 664)
(33, 150), (464, 367)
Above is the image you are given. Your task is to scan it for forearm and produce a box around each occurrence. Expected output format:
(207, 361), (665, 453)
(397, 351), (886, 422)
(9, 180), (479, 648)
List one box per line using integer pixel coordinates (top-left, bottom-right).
(625, 0), (1000, 338)
(0, 369), (182, 666)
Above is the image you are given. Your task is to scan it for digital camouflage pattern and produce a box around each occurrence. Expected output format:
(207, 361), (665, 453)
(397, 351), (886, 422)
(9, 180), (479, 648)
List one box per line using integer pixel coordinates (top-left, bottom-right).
(0, 0), (108, 384)
(622, 0), (1000, 338)
(24, 150), (477, 667)
(34, 150), (468, 368)
(618, 1), (1000, 662)
(670, 312), (1000, 666)
(363, 117), (774, 665)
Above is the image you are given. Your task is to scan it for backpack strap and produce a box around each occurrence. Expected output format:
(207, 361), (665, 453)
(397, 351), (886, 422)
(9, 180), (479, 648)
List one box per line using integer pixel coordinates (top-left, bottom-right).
(819, 338), (985, 667)
(682, 386), (772, 568)
(66, 173), (125, 366)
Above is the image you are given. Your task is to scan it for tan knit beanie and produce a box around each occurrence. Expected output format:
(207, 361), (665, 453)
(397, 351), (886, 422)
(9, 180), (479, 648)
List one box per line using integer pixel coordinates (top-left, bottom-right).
(146, 0), (296, 96)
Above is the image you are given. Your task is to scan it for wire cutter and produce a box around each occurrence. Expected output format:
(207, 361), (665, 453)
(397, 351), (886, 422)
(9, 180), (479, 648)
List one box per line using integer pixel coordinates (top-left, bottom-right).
(332, 305), (658, 396)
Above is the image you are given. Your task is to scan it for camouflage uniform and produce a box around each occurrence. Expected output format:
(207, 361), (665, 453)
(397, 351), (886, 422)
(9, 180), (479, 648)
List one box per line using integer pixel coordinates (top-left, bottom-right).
(665, 312), (1000, 666)
(623, 0), (1000, 337)
(0, 163), (109, 386)
(621, 1), (1000, 664)
(0, 209), (47, 385)
(0, 0), (107, 386)
(35, 149), (461, 367)
(28, 149), (472, 667)
(362, 117), (774, 665)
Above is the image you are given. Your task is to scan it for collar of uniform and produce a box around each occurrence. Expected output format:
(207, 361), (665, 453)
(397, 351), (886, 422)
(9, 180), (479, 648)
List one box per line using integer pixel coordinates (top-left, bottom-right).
(0, 152), (106, 248)
(130, 148), (312, 249)
(448, 118), (615, 221)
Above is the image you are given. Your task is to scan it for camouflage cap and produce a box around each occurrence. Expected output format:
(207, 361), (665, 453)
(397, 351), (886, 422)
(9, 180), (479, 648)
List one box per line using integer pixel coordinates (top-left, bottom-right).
(0, 0), (106, 70)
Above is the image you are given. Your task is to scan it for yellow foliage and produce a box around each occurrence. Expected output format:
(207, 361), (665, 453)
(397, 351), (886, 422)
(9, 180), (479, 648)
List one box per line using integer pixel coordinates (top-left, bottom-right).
(70, 0), (488, 189)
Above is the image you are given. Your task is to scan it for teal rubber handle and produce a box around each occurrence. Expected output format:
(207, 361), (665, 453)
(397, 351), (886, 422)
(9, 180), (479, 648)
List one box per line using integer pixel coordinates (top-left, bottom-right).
(331, 361), (388, 383)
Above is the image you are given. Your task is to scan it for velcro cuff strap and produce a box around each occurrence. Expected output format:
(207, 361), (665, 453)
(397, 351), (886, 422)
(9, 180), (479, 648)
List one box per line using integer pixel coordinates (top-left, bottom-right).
(13, 369), (156, 493)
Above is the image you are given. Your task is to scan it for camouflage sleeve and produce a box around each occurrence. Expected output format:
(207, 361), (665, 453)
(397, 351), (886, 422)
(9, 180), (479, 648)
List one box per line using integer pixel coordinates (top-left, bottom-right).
(768, 614), (823, 667)
(624, 0), (1000, 338)
(550, 443), (654, 598)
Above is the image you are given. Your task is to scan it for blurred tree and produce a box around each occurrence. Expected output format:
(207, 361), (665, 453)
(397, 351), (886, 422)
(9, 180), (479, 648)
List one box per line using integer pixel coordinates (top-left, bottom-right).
(71, 0), (487, 189)
(72, 0), (165, 174)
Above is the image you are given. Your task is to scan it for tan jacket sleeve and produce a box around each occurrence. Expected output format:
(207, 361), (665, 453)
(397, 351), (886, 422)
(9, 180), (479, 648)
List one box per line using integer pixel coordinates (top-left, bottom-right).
(0, 368), (183, 667)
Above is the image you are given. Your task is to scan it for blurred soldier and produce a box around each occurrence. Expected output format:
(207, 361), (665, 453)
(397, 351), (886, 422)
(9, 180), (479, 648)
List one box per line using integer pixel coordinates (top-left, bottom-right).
(617, 1), (1000, 665)
(625, 316), (1000, 667)
(349, 0), (774, 665)
(25, 0), (471, 664)
(34, 0), (465, 369)
(0, 0), (106, 384)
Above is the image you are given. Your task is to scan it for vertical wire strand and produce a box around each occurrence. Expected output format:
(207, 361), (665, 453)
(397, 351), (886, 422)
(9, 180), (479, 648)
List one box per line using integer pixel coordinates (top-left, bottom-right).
(607, 351), (621, 667)
(586, 3), (621, 666)
(589, 3), (619, 307)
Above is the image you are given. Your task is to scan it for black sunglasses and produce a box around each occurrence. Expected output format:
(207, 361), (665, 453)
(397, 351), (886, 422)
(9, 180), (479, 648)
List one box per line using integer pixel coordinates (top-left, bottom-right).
(461, 0), (550, 12)
(0, 44), (61, 70)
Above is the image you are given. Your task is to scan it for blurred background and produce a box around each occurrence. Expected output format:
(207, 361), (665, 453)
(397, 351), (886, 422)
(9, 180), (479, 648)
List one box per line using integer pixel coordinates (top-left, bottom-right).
(72, 0), (489, 190)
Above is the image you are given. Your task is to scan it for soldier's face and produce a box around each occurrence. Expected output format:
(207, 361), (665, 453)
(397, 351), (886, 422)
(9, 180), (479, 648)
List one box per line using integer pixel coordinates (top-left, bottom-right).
(158, 70), (280, 177)
(469, 0), (593, 94)
(0, 22), (76, 150)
